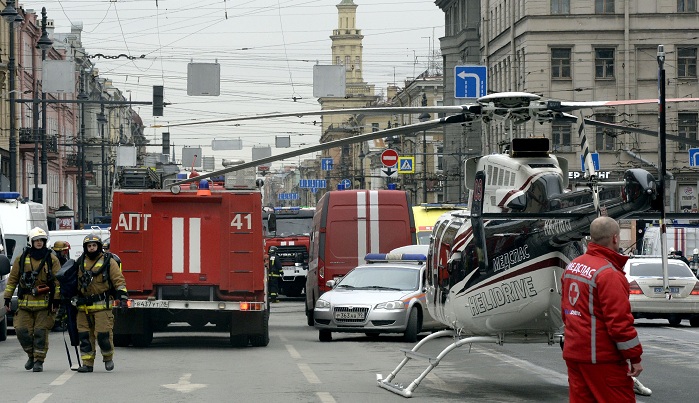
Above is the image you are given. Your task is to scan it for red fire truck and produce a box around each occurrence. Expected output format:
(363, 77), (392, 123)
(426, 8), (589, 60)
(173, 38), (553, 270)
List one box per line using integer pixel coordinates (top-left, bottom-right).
(263, 207), (315, 297)
(110, 181), (269, 347)
(305, 190), (416, 325)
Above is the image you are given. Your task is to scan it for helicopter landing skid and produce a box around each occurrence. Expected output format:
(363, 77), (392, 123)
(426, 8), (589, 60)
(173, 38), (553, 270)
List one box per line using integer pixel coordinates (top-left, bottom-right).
(376, 330), (499, 398)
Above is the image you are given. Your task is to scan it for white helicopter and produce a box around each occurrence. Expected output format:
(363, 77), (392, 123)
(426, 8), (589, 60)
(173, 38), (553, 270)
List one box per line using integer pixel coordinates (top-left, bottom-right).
(169, 91), (698, 398)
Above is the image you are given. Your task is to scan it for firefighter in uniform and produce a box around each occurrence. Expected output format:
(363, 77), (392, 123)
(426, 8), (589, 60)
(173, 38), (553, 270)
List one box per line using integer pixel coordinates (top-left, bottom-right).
(3, 227), (61, 372)
(52, 240), (71, 266)
(74, 234), (128, 373)
(268, 246), (282, 302)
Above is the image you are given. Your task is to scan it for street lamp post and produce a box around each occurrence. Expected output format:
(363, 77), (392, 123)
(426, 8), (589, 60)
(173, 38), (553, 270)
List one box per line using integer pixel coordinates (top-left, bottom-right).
(98, 104), (107, 216)
(418, 93), (430, 203)
(78, 69), (88, 223)
(1, 0), (23, 192)
(38, 7), (53, 187)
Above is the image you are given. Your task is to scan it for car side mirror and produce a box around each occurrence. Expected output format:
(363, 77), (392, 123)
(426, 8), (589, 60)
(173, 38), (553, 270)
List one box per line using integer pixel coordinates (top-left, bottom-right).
(326, 279), (336, 288)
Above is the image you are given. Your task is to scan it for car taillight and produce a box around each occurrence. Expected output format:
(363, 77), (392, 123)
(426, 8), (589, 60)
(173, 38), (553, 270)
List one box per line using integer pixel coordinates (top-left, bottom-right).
(629, 281), (643, 295)
(691, 284), (699, 296)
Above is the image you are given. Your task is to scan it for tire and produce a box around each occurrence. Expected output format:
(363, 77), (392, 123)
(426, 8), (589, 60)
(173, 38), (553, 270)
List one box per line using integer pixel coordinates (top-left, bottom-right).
(250, 310), (270, 347)
(690, 317), (699, 327)
(668, 316), (682, 326)
(319, 330), (332, 342)
(306, 301), (315, 327)
(230, 334), (248, 347)
(0, 316), (7, 342)
(403, 308), (419, 343)
(113, 334), (131, 347)
(132, 327), (154, 347)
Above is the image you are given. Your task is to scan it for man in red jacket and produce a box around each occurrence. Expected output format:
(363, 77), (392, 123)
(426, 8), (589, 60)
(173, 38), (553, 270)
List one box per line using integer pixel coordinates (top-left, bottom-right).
(561, 216), (643, 402)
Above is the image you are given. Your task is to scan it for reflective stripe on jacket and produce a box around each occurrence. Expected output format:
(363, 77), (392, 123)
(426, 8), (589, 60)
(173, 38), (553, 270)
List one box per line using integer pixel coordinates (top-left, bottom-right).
(561, 243), (642, 364)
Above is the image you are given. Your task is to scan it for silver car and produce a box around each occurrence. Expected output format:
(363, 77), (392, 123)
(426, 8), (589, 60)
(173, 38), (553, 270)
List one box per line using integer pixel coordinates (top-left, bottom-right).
(313, 255), (444, 342)
(625, 256), (699, 326)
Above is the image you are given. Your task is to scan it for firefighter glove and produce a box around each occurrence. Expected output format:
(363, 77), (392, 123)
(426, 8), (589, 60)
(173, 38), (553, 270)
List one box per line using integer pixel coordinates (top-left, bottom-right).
(118, 298), (129, 313)
(4, 298), (10, 311)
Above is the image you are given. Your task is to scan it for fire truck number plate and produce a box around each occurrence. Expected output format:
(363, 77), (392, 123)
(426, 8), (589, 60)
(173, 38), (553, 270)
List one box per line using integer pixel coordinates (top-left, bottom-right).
(132, 300), (169, 308)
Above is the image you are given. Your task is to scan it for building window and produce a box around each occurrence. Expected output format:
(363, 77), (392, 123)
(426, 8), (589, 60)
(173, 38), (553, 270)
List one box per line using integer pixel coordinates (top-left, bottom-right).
(345, 56), (351, 71)
(678, 113), (698, 151)
(678, 0), (697, 12)
(595, 113), (616, 151)
(551, 48), (572, 78)
(595, 0), (614, 13)
(355, 56), (361, 71)
(552, 123), (572, 151)
(678, 47), (697, 78)
(335, 56), (340, 65)
(595, 48), (615, 78)
(371, 123), (379, 132)
(551, 0), (570, 14)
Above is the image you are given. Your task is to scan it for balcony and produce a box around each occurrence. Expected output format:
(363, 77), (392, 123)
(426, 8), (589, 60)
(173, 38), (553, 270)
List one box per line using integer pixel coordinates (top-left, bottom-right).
(18, 128), (59, 156)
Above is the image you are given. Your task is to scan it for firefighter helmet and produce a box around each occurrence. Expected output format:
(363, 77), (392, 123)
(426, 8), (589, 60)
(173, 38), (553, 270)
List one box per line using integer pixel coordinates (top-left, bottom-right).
(269, 246), (277, 254)
(52, 240), (71, 251)
(83, 233), (103, 249)
(29, 227), (48, 243)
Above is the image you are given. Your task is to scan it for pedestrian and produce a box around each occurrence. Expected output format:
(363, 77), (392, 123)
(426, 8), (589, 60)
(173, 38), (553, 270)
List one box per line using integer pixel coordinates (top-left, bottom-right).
(2, 227), (61, 372)
(673, 250), (691, 267)
(561, 216), (643, 402)
(268, 246), (282, 302)
(74, 234), (128, 373)
(52, 240), (71, 266)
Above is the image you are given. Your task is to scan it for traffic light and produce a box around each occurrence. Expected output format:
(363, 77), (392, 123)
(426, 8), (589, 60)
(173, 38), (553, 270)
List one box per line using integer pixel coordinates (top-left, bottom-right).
(162, 132), (170, 155)
(153, 85), (164, 116)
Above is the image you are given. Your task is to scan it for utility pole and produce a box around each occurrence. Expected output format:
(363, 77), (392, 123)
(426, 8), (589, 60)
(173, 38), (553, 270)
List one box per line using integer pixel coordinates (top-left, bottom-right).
(39, 7), (53, 187)
(2, 0), (22, 192)
(99, 103), (107, 216)
(79, 68), (87, 224)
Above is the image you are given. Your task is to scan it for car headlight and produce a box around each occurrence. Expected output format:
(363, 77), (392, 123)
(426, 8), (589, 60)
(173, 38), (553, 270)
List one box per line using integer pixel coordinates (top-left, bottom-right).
(375, 300), (405, 310)
(316, 299), (331, 309)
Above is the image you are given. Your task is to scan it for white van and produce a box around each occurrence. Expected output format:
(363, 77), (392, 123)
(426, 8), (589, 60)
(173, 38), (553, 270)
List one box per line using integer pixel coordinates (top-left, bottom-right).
(49, 227), (110, 260)
(0, 192), (48, 264)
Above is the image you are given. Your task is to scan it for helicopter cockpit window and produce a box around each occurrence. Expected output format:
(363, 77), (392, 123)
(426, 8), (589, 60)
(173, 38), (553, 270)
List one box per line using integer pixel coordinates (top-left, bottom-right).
(524, 173), (564, 213)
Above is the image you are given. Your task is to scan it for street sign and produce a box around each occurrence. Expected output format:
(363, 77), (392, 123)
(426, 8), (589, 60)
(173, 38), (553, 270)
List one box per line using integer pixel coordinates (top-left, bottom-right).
(278, 193), (299, 200)
(381, 149), (399, 167)
(689, 148), (699, 167)
(300, 179), (327, 189)
(397, 157), (415, 174)
(381, 166), (398, 178)
(321, 158), (334, 171)
(340, 179), (351, 189)
(455, 65), (487, 99)
(580, 153), (600, 171)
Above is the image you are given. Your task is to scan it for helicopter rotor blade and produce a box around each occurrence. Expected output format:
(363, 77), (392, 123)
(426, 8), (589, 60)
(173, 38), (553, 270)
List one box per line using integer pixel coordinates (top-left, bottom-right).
(170, 113), (474, 186)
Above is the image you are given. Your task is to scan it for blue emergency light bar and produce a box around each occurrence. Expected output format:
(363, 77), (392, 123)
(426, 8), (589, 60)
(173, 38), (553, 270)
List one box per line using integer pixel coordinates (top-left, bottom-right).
(0, 192), (20, 200)
(364, 253), (427, 263)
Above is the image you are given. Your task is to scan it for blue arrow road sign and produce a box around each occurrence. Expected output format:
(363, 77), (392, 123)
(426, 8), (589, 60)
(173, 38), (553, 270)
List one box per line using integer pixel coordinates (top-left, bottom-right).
(340, 179), (351, 189)
(300, 179), (327, 189)
(690, 148), (699, 167)
(455, 65), (487, 99)
(580, 153), (600, 171)
(321, 158), (334, 171)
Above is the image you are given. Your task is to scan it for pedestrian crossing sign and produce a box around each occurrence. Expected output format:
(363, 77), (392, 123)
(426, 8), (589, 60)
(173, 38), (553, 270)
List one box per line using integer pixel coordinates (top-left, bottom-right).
(397, 157), (415, 174)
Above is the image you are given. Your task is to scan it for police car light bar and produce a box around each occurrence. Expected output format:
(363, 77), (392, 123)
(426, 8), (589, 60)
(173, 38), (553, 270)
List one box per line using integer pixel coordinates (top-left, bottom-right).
(364, 253), (427, 263)
(0, 192), (21, 200)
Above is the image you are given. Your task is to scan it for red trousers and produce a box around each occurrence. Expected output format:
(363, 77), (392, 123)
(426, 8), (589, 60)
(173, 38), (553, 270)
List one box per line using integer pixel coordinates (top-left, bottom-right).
(566, 360), (635, 403)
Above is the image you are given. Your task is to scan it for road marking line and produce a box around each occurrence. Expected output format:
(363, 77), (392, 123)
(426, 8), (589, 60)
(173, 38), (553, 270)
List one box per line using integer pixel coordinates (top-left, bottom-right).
(28, 393), (51, 403)
(298, 363), (321, 384)
(316, 392), (336, 403)
(51, 369), (75, 385)
(644, 343), (695, 356)
(286, 344), (301, 359)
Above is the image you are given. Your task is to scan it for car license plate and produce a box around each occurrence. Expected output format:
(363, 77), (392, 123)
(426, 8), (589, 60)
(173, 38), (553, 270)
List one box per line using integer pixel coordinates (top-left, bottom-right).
(335, 311), (364, 320)
(132, 300), (169, 308)
(654, 287), (679, 294)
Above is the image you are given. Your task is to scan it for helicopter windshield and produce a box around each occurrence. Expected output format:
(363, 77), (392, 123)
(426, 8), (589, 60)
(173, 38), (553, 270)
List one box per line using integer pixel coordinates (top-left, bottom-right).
(524, 173), (564, 213)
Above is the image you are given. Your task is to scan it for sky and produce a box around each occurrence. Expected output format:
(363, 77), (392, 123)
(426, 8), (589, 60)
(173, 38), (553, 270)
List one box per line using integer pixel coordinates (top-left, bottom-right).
(29, 0), (445, 169)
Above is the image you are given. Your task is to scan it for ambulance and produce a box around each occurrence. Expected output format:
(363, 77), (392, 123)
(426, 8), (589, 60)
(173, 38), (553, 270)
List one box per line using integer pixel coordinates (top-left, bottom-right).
(412, 203), (469, 245)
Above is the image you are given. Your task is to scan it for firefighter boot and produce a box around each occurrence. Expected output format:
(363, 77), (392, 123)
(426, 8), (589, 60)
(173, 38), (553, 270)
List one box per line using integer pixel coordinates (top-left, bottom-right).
(105, 360), (114, 371)
(32, 361), (43, 372)
(24, 357), (34, 370)
(77, 365), (93, 373)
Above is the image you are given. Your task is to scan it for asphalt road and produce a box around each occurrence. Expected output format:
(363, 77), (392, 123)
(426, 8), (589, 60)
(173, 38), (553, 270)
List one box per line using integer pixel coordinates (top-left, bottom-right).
(0, 300), (696, 402)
